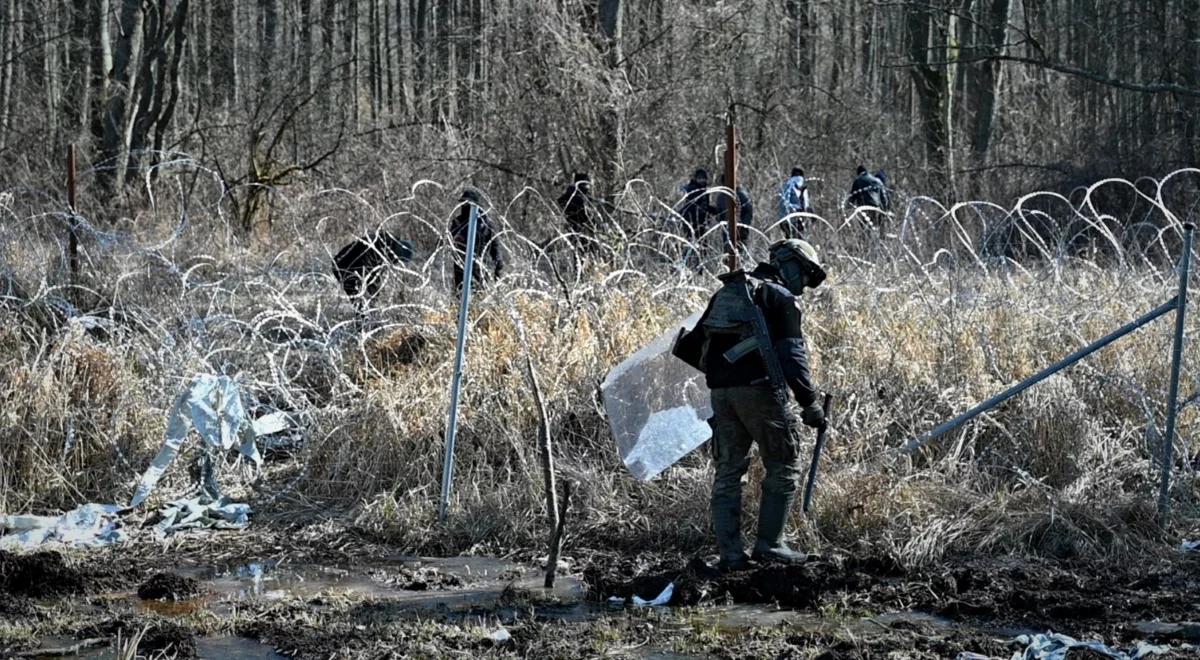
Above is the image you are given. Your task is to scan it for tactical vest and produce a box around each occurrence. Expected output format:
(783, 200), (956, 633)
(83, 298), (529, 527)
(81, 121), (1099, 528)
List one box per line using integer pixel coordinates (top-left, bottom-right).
(699, 272), (762, 372)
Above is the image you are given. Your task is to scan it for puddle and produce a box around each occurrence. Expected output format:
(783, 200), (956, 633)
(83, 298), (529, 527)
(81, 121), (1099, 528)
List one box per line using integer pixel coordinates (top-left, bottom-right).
(118, 555), (588, 619)
(195, 636), (287, 660)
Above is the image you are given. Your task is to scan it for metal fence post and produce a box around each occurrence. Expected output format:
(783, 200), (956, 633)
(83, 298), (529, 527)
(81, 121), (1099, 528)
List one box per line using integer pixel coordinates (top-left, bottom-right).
(1158, 222), (1194, 521)
(439, 203), (480, 523)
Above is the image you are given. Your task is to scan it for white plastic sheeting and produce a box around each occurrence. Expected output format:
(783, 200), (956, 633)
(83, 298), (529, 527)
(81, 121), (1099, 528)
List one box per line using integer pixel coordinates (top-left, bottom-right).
(130, 374), (264, 507)
(151, 497), (252, 536)
(1012, 633), (1167, 660)
(0, 375), (287, 550)
(602, 312), (712, 481)
(0, 504), (125, 550)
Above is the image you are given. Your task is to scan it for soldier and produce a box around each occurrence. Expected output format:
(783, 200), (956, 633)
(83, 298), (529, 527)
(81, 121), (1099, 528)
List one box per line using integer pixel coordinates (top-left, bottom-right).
(673, 239), (827, 571)
(332, 231), (413, 309)
(777, 167), (812, 239)
(450, 188), (504, 290)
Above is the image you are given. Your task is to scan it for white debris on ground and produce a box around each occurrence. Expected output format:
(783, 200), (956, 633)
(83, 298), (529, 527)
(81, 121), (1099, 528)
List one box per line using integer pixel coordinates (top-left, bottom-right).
(1011, 632), (1168, 660)
(631, 582), (674, 607)
(130, 374), (265, 507)
(0, 374), (293, 550)
(602, 312), (712, 481)
(151, 496), (252, 536)
(0, 504), (125, 551)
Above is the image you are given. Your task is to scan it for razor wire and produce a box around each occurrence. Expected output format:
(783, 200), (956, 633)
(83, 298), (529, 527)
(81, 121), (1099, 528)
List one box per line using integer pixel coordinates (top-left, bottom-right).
(2, 162), (1200, 501)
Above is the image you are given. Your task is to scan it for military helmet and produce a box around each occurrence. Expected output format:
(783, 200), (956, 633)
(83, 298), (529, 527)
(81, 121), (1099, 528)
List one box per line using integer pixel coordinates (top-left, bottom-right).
(768, 238), (826, 292)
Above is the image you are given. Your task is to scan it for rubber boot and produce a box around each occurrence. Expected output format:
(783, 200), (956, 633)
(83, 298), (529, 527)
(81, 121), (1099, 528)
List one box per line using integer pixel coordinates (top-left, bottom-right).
(751, 492), (807, 564)
(712, 498), (750, 572)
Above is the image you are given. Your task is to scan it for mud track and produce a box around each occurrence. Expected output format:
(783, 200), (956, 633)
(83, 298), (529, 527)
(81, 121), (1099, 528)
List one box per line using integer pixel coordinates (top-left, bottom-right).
(3, 530), (1200, 658)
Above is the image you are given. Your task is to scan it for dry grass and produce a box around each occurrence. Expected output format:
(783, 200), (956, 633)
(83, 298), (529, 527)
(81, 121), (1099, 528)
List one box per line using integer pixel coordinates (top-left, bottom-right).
(2, 168), (1199, 567)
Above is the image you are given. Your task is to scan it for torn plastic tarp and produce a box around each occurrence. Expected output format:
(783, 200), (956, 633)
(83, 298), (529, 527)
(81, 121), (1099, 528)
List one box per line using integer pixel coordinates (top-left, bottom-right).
(130, 374), (265, 507)
(1012, 632), (1167, 660)
(632, 582), (675, 607)
(0, 504), (125, 550)
(602, 312), (712, 481)
(151, 496), (251, 536)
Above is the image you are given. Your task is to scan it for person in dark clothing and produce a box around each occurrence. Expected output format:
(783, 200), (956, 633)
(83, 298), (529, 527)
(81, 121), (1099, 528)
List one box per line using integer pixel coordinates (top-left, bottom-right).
(332, 232), (414, 308)
(673, 239), (827, 571)
(848, 165), (886, 208)
(848, 165), (888, 232)
(557, 172), (610, 248)
(678, 168), (714, 240)
(714, 174), (754, 253)
(449, 188), (503, 290)
(874, 170), (892, 212)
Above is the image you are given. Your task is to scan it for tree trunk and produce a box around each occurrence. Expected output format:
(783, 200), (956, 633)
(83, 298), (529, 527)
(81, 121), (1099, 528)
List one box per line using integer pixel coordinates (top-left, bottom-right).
(100, 0), (145, 194)
(397, 0), (414, 116)
(906, 1), (952, 196)
(151, 0), (188, 160)
(599, 0), (623, 192)
(260, 0), (279, 96)
(299, 0), (312, 95)
(65, 0), (92, 136)
(971, 0), (1011, 157)
(414, 0), (428, 120)
(0, 0), (13, 149)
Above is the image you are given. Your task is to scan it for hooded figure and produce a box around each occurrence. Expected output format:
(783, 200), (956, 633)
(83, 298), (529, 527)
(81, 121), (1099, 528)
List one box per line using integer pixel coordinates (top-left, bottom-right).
(558, 172), (609, 247)
(778, 167), (812, 239)
(672, 238), (827, 572)
(449, 188), (504, 289)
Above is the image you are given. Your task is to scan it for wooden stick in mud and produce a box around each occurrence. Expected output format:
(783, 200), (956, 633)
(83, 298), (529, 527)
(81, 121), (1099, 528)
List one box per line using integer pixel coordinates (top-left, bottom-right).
(545, 480), (573, 589)
(525, 349), (559, 531)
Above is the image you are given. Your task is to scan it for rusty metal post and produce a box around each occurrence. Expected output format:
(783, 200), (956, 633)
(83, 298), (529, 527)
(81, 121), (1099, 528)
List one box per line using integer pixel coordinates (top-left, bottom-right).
(66, 144), (79, 279)
(1158, 222), (1194, 521)
(724, 105), (739, 271)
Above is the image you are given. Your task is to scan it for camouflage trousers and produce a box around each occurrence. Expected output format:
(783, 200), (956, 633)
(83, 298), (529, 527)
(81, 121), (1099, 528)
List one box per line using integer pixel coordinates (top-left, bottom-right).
(709, 385), (803, 562)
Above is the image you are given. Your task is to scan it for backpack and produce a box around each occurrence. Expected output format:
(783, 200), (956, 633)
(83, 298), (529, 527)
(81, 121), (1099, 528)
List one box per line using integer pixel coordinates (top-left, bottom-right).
(698, 272), (761, 372)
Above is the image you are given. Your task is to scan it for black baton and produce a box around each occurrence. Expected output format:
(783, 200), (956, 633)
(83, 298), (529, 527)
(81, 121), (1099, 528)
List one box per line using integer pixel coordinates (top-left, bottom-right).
(802, 392), (833, 514)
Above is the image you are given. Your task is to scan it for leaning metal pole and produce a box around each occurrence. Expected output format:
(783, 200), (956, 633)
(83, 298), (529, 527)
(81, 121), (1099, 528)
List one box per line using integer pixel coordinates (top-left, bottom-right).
(1158, 222), (1194, 520)
(439, 203), (480, 523)
(724, 104), (739, 271)
(899, 295), (1180, 455)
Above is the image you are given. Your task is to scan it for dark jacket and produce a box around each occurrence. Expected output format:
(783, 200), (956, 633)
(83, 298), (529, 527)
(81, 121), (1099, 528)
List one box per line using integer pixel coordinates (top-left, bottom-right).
(678, 181), (713, 236)
(849, 171), (886, 209)
(675, 263), (816, 407)
(714, 186), (754, 227)
(332, 232), (413, 298)
(558, 185), (605, 235)
(449, 205), (503, 272)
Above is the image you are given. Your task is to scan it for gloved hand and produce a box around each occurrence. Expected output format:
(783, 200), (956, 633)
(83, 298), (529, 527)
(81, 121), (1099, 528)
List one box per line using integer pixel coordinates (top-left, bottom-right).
(801, 403), (825, 429)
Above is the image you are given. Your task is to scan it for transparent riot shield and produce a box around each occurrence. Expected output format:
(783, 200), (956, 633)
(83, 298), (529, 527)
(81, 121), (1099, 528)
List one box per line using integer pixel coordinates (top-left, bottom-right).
(602, 312), (713, 481)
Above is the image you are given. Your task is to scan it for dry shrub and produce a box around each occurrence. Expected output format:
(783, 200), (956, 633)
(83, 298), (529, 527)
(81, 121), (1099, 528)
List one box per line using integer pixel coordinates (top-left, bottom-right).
(975, 375), (1096, 489)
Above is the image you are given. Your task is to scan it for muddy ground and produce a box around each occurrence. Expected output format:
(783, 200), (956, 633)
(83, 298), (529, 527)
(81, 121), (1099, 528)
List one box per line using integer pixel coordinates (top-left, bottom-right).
(2, 527), (1199, 659)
